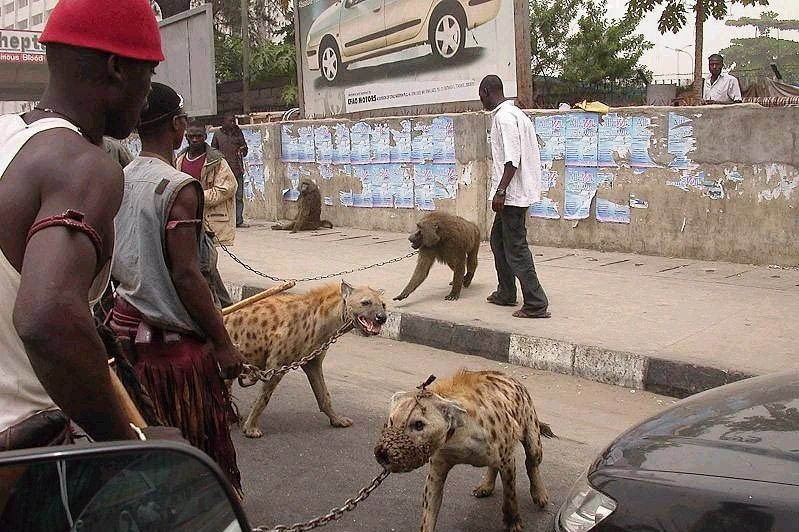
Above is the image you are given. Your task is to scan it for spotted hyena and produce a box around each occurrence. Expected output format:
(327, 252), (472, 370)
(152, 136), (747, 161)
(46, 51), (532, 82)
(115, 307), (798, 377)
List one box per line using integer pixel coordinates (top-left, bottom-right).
(374, 370), (554, 532)
(225, 281), (387, 438)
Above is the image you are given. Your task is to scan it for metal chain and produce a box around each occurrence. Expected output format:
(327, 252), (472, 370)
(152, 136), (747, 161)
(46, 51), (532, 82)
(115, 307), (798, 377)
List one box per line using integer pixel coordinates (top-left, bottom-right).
(218, 240), (418, 283)
(253, 469), (391, 532)
(237, 321), (354, 388)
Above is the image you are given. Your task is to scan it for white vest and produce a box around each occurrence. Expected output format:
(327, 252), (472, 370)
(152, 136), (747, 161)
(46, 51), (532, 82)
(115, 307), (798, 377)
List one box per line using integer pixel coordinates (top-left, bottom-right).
(0, 115), (109, 432)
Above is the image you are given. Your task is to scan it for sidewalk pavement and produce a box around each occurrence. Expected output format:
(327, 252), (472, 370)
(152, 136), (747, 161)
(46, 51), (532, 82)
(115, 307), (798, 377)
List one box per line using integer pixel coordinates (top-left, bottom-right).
(218, 221), (798, 398)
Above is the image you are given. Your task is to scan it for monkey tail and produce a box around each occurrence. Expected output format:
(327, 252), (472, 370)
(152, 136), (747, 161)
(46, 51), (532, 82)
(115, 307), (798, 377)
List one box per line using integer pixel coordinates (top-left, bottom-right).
(320, 220), (333, 229)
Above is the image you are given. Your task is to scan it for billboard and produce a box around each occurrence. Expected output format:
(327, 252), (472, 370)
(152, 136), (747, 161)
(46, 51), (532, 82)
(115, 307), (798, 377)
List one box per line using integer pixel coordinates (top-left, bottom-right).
(297, 0), (517, 118)
(0, 29), (46, 65)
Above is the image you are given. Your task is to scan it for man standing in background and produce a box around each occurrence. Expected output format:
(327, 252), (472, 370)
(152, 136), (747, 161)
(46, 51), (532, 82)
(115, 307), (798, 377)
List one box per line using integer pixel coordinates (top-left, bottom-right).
(703, 54), (742, 104)
(176, 122), (236, 307)
(479, 75), (550, 319)
(212, 114), (249, 228)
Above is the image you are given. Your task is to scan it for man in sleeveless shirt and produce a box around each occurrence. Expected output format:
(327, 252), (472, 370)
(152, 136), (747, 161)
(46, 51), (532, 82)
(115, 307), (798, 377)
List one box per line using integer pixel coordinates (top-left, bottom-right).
(109, 83), (245, 493)
(0, 0), (167, 450)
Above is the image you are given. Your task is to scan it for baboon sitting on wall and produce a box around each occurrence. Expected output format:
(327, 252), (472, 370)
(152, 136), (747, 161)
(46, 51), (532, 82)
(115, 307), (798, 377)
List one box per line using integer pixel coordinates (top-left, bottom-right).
(394, 212), (480, 301)
(272, 177), (333, 233)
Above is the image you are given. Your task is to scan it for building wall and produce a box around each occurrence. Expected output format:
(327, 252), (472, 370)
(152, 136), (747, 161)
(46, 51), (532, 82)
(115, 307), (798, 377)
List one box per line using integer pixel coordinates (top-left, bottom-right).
(232, 104), (798, 266)
(2, 0), (57, 30)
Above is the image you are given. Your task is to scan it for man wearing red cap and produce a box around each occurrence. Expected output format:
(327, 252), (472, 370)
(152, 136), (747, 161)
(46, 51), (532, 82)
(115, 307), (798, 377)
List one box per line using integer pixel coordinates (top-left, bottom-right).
(0, 0), (166, 450)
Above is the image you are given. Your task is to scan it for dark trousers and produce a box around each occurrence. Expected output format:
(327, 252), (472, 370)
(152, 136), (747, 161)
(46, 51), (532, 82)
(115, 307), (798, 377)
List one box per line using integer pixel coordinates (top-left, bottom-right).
(490, 206), (548, 312)
(235, 173), (245, 226)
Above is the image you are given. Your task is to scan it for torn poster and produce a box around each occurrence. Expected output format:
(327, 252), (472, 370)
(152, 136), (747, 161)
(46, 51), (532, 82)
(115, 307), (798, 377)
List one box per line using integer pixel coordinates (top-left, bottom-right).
(390, 120), (413, 163)
(324, 196), (333, 206)
(297, 126), (315, 163)
(564, 167), (601, 220)
(596, 198), (631, 224)
(333, 123), (351, 164)
(350, 122), (372, 164)
(314, 125), (333, 164)
(339, 190), (353, 207)
(431, 116), (456, 163)
(629, 195), (648, 209)
(564, 113), (598, 167)
(370, 124), (391, 164)
(280, 124), (299, 163)
(667, 113), (697, 170)
(529, 197), (560, 219)
(241, 128), (265, 198)
(534, 115), (565, 163)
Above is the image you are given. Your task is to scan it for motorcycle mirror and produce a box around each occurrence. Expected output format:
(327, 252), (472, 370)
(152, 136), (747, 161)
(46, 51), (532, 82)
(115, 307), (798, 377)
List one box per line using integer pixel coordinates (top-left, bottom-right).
(0, 440), (249, 532)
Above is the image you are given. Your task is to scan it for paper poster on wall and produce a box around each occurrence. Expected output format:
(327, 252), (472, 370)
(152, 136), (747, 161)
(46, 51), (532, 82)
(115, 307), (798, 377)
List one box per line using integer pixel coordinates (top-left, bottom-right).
(241, 128), (265, 198)
(314, 125), (333, 164)
(297, 0), (518, 118)
(390, 120), (413, 163)
(281, 124), (299, 162)
(534, 115), (565, 163)
(564, 113), (598, 167)
(333, 123), (351, 164)
(668, 113), (697, 170)
(596, 198), (631, 224)
(530, 197), (560, 219)
(564, 167), (601, 220)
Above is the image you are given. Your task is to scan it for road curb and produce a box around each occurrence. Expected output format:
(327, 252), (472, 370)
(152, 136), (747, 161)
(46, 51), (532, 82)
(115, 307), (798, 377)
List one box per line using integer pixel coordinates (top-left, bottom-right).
(227, 283), (756, 398)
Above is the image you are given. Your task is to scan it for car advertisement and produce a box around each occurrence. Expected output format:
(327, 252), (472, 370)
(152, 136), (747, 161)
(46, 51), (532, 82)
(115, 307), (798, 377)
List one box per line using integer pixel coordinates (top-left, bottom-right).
(297, 0), (517, 117)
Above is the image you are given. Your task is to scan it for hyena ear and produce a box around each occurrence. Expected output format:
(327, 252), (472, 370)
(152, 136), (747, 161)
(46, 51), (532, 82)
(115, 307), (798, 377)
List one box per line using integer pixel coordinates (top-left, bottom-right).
(390, 391), (409, 410)
(440, 399), (467, 430)
(341, 280), (354, 299)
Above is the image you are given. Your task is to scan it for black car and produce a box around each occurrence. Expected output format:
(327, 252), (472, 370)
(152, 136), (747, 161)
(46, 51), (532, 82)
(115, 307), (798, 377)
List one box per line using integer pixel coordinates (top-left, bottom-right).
(555, 371), (799, 532)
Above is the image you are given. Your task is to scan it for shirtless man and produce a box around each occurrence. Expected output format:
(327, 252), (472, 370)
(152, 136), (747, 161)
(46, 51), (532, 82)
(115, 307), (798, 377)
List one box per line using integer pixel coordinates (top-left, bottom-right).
(0, 0), (165, 449)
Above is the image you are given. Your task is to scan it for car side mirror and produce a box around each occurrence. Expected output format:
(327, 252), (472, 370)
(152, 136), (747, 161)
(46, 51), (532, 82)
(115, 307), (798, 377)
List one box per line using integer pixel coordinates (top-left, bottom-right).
(0, 441), (250, 532)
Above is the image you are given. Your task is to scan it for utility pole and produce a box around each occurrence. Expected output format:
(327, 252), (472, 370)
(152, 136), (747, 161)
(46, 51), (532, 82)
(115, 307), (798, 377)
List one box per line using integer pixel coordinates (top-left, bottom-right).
(241, 0), (251, 115)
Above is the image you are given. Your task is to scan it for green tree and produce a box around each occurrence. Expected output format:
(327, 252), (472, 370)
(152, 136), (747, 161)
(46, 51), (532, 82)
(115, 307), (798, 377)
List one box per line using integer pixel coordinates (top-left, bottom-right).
(561, 0), (653, 86)
(725, 10), (799, 36)
(721, 11), (799, 83)
(529, 0), (584, 78)
(626, 0), (770, 96)
(721, 36), (799, 82)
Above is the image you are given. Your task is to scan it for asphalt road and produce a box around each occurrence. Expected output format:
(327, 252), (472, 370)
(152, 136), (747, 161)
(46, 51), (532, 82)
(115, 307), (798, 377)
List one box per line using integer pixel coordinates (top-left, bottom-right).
(232, 335), (674, 532)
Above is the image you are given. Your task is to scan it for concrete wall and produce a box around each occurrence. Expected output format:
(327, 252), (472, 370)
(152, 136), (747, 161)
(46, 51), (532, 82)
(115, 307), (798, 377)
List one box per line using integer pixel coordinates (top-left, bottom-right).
(240, 104), (799, 266)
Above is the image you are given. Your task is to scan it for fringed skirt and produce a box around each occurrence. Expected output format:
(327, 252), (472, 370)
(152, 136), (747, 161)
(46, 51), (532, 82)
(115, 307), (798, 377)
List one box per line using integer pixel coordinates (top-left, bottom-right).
(110, 300), (242, 493)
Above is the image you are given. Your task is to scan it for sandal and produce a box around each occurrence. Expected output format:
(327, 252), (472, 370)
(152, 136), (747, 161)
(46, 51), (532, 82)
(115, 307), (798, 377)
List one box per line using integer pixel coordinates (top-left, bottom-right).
(513, 309), (551, 319)
(487, 293), (517, 307)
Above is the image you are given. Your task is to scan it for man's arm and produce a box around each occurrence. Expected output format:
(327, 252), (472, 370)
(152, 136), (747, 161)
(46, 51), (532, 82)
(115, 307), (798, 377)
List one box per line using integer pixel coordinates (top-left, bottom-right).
(237, 130), (248, 158)
(13, 151), (137, 441)
(165, 183), (243, 379)
(204, 159), (237, 207)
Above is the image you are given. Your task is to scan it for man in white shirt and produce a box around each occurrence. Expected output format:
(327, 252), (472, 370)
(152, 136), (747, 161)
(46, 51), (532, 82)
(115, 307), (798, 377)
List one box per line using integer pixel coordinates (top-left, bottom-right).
(480, 75), (550, 318)
(703, 54), (742, 104)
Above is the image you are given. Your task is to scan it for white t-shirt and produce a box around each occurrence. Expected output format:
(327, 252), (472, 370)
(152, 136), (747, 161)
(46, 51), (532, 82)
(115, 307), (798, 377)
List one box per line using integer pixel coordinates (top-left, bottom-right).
(490, 100), (542, 208)
(703, 73), (742, 103)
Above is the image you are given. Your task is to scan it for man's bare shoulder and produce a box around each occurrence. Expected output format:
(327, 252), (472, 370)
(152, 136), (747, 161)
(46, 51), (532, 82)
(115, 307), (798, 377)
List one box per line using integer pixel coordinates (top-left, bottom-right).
(27, 130), (124, 193)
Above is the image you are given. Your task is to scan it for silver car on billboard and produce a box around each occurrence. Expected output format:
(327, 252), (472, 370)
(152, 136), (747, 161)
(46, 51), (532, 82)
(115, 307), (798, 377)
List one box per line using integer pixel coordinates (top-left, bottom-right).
(306, 0), (501, 83)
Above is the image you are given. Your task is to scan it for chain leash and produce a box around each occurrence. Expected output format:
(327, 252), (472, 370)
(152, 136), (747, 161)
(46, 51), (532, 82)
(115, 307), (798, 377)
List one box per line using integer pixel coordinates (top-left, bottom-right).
(218, 240), (418, 283)
(237, 321), (353, 388)
(252, 469), (391, 532)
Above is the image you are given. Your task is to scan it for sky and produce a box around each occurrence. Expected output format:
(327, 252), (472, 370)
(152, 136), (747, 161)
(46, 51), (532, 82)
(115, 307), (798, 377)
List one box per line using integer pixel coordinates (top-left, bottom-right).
(604, 0), (799, 80)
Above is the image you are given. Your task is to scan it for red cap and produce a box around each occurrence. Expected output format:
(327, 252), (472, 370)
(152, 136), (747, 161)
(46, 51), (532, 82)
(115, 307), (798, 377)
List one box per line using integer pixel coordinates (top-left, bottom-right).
(40, 0), (164, 62)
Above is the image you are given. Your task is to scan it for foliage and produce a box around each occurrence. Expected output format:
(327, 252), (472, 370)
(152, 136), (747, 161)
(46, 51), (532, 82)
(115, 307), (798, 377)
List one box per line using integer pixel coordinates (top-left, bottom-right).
(529, 0), (584, 78)
(625, 0), (770, 35)
(560, 0), (653, 86)
(721, 36), (799, 82)
(725, 10), (799, 35)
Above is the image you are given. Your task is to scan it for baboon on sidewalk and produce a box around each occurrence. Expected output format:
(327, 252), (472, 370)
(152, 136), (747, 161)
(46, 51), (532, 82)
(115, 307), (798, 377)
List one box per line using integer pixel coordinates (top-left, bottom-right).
(272, 177), (333, 233)
(394, 212), (480, 301)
